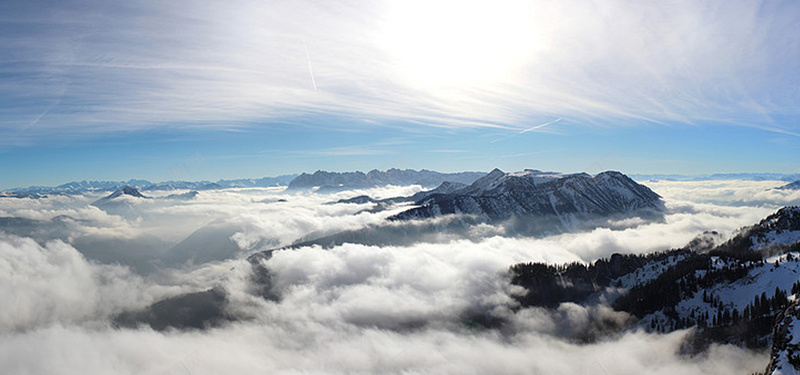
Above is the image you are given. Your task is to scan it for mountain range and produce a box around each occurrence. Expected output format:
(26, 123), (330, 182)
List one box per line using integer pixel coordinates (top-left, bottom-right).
(5, 175), (297, 195)
(390, 169), (663, 226)
(0, 191), (47, 199)
(287, 169), (664, 249)
(5, 169), (799, 196)
(3, 169), (485, 195)
(286, 168), (486, 191)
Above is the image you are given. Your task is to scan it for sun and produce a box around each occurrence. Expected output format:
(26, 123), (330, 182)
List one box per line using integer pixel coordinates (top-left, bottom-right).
(380, 0), (543, 89)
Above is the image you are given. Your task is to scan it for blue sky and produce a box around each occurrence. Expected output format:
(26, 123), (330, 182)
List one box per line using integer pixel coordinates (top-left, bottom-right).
(1, 0), (799, 189)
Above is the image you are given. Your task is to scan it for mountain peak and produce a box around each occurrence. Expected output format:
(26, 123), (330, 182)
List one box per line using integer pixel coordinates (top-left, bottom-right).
(466, 168), (507, 193)
(595, 170), (624, 177)
(98, 186), (147, 201)
(120, 186), (144, 197)
(488, 168), (505, 176)
(91, 186), (148, 209)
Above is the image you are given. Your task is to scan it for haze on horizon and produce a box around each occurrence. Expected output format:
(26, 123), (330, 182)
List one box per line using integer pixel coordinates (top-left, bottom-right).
(1, 0), (799, 189)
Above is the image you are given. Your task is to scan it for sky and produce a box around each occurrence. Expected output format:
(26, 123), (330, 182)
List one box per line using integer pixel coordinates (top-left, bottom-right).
(1, 0), (799, 189)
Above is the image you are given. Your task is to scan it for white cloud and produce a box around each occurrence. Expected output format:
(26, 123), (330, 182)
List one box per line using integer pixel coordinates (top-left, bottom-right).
(646, 180), (800, 207)
(0, 225), (770, 373)
(0, 180), (793, 373)
(0, 320), (767, 375)
(0, 180), (783, 272)
(2, 0), (798, 142)
(0, 235), (171, 331)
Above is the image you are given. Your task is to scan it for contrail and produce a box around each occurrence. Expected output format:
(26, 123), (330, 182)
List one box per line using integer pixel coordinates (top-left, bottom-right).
(519, 117), (562, 134)
(304, 41), (317, 91)
(9, 85), (66, 145)
(490, 116), (563, 143)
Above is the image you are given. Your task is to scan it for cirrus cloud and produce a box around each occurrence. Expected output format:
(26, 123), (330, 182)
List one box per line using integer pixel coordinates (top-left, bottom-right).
(1, 0), (798, 145)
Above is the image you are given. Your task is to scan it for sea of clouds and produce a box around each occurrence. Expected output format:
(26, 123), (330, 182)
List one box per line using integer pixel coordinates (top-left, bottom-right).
(1, 180), (797, 374)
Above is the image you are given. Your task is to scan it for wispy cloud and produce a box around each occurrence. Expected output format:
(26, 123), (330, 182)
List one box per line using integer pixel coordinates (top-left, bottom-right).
(309, 148), (389, 156)
(0, 0), (798, 144)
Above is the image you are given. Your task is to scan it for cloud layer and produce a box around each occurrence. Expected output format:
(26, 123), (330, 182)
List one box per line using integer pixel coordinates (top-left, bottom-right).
(0, 234), (168, 332)
(0, 322), (767, 375)
(647, 180), (800, 207)
(0, 180), (790, 373)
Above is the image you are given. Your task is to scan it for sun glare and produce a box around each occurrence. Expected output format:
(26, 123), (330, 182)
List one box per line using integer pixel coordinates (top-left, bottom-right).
(381, 0), (543, 89)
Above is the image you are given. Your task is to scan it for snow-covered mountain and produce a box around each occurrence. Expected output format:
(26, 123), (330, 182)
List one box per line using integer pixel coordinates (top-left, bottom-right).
(58, 179), (152, 192)
(0, 191), (46, 199)
(285, 169), (664, 249)
(286, 168), (485, 191)
(390, 169), (664, 230)
(137, 177), (296, 191)
(8, 175), (297, 195)
(748, 207), (800, 252)
(510, 206), (800, 352)
(91, 186), (149, 210)
(145, 181), (210, 191)
(8, 179), (152, 194)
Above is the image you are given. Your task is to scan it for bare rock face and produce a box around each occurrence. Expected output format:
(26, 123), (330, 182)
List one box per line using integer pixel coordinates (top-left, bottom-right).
(765, 301), (800, 374)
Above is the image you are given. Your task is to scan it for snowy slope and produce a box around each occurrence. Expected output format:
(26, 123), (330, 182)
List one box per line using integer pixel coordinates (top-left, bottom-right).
(601, 207), (800, 349)
(391, 169), (664, 228)
(750, 207), (800, 251)
(641, 253), (800, 330)
(507, 206), (800, 353)
(766, 303), (800, 374)
(754, 232), (800, 251)
(613, 252), (691, 289)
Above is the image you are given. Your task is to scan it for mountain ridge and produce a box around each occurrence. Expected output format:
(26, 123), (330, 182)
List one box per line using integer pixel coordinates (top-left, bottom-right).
(280, 169), (664, 250)
(8, 175), (298, 195)
(9, 170), (799, 195)
(286, 168), (486, 191)
(390, 169), (664, 231)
